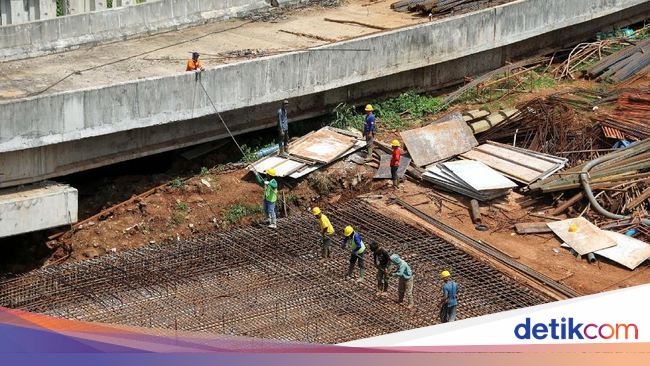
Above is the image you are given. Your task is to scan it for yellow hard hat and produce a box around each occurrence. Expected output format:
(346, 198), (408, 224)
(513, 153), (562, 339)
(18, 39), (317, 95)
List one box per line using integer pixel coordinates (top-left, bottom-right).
(267, 168), (276, 177)
(441, 270), (451, 279)
(344, 226), (354, 237)
(313, 207), (321, 215)
(569, 224), (579, 233)
(391, 140), (401, 147)
(365, 104), (374, 112)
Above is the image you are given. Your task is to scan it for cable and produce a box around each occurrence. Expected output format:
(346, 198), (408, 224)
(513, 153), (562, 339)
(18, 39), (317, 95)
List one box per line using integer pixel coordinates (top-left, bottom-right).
(196, 76), (290, 209)
(28, 21), (252, 97)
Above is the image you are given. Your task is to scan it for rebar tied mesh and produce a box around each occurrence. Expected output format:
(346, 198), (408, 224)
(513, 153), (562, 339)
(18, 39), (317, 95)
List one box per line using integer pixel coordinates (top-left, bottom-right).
(0, 201), (552, 344)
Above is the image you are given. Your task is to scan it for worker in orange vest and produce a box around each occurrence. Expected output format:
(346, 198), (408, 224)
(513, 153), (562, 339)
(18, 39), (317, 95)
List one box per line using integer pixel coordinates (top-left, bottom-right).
(186, 52), (204, 72)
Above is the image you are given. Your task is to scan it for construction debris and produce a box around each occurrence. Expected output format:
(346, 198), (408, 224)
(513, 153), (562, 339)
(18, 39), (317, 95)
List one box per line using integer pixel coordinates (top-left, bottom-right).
(374, 155), (411, 180)
(465, 108), (519, 134)
(461, 141), (567, 185)
(515, 222), (553, 234)
(547, 217), (618, 256)
(390, 0), (509, 17)
(586, 38), (650, 83)
(440, 56), (548, 107)
(423, 160), (517, 201)
(250, 127), (364, 178)
(596, 231), (650, 270)
(401, 117), (477, 167)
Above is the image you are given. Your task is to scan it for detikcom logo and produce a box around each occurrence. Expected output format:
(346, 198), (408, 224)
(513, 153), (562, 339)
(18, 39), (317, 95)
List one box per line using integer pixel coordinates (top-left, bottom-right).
(515, 318), (638, 340)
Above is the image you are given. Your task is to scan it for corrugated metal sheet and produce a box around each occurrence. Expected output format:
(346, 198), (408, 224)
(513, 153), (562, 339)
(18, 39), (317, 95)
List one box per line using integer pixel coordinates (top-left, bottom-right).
(401, 118), (478, 167)
(460, 141), (566, 185)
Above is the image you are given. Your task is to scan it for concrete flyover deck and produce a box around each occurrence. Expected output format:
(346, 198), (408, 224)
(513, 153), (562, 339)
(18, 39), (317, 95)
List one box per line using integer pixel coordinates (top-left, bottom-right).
(0, 182), (78, 238)
(1, 0), (650, 190)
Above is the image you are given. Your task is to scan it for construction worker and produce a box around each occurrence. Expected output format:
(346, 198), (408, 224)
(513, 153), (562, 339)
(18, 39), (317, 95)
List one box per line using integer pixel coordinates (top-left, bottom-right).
(313, 207), (335, 262)
(278, 100), (290, 156)
(390, 140), (401, 189)
(341, 226), (366, 283)
(363, 104), (376, 160)
(370, 243), (390, 296)
(186, 52), (204, 72)
(390, 254), (414, 309)
(439, 270), (459, 323)
(255, 168), (278, 229)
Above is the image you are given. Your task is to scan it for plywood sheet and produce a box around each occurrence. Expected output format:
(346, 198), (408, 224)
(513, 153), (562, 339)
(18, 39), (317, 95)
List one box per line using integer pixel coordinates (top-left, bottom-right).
(289, 129), (357, 164)
(401, 119), (477, 167)
(547, 217), (618, 255)
(596, 231), (650, 270)
(460, 142), (567, 184)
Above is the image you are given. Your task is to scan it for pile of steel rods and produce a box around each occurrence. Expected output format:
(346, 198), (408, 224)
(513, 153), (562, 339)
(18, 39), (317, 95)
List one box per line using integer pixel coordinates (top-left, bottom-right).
(0, 201), (552, 344)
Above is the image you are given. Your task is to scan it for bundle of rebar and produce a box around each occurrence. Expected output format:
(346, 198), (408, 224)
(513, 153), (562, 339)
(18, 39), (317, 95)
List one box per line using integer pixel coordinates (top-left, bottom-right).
(440, 56), (548, 108)
(553, 39), (633, 80)
(592, 92), (650, 140)
(0, 201), (553, 344)
(391, 0), (507, 16)
(478, 99), (575, 152)
(586, 38), (650, 83)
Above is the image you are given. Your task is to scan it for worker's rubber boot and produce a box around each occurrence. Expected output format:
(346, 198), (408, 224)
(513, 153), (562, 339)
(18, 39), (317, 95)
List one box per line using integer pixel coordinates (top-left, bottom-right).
(269, 217), (277, 229)
(262, 213), (270, 225)
(346, 263), (354, 277)
(392, 179), (398, 189)
(285, 145), (290, 156)
(396, 179), (401, 189)
(356, 269), (365, 283)
(365, 147), (373, 161)
(407, 298), (414, 309)
(382, 283), (389, 296)
(319, 249), (327, 263)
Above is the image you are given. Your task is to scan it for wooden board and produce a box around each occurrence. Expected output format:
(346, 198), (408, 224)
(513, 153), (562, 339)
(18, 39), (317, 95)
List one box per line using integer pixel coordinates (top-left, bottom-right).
(596, 231), (650, 270)
(547, 217), (618, 256)
(289, 129), (357, 164)
(515, 222), (552, 234)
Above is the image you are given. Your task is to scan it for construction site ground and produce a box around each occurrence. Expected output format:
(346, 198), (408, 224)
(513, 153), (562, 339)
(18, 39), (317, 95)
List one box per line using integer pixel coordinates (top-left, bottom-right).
(0, 0), (425, 99)
(3, 62), (649, 298)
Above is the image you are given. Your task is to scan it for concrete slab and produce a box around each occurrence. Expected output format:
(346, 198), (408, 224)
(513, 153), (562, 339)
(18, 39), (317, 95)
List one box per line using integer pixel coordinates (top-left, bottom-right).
(0, 182), (78, 238)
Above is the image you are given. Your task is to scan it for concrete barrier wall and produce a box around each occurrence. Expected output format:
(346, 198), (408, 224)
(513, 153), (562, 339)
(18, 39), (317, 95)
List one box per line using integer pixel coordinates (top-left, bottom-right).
(1, 0), (645, 154)
(1, 0), (649, 188)
(0, 0), (277, 61)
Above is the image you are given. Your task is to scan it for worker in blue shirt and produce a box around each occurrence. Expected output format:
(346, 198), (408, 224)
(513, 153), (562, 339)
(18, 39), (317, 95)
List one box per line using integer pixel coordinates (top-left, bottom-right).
(440, 270), (459, 322)
(363, 104), (376, 160)
(390, 254), (414, 309)
(278, 100), (290, 156)
(341, 226), (366, 283)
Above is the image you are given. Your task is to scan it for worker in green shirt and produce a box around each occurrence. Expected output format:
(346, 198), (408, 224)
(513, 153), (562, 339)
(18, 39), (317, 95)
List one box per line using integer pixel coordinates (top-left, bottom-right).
(256, 168), (278, 229)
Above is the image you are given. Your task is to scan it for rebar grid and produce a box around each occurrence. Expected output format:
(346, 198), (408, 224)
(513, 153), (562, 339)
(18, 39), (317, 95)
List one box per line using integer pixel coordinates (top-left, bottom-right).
(0, 201), (553, 344)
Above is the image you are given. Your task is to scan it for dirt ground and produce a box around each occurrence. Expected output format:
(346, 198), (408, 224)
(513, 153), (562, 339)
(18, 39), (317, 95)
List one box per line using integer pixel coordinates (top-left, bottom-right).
(384, 182), (650, 296)
(44, 155), (382, 266)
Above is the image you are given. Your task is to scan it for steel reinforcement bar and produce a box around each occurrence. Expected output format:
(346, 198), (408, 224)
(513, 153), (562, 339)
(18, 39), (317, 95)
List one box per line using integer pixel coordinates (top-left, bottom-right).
(0, 200), (554, 344)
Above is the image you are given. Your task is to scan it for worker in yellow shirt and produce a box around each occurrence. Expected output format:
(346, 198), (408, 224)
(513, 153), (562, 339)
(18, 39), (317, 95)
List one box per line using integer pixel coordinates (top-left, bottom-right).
(313, 207), (335, 263)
